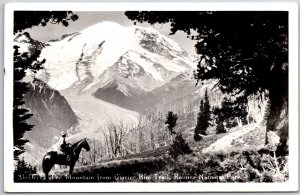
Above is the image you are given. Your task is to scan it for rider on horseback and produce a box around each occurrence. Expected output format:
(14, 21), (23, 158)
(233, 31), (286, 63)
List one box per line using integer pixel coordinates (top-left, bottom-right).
(59, 132), (72, 155)
(59, 131), (73, 164)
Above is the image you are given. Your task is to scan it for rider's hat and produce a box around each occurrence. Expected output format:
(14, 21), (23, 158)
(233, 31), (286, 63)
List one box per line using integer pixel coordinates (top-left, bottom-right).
(61, 131), (67, 137)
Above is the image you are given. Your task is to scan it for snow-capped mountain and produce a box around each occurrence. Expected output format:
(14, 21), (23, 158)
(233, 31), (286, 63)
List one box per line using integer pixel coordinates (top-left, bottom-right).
(18, 21), (196, 134)
(34, 22), (196, 117)
(38, 22), (195, 95)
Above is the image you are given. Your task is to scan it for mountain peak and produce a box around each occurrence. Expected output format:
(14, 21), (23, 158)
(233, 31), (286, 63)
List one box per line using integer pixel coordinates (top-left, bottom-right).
(39, 21), (195, 91)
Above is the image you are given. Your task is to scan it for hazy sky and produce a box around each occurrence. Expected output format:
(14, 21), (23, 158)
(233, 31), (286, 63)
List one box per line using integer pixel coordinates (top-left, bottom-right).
(25, 11), (197, 55)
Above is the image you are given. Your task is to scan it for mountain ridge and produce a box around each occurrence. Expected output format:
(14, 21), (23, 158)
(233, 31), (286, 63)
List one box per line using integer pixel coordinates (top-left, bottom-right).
(38, 21), (195, 92)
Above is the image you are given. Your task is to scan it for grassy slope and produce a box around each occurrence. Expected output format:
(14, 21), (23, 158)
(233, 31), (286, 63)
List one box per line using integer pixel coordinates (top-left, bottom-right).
(33, 105), (269, 182)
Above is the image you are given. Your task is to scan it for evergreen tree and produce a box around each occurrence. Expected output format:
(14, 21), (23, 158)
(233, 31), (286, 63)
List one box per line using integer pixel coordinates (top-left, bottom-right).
(203, 89), (212, 129)
(13, 11), (78, 160)
(165, 111), (178, 135)
(14, 157), (37, 181)
(215, 119), (226, 134)
(164, 111), (193, 159)
(194, 89), (211, 140)
(214, 97), (248, 133)
(169, 133), (192, 159)
(13, 45), (44, 159)
(194, 100), (204, 140)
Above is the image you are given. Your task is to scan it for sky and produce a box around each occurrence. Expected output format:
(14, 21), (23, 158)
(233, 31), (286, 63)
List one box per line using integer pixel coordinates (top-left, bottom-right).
(25, 11), (197, 55)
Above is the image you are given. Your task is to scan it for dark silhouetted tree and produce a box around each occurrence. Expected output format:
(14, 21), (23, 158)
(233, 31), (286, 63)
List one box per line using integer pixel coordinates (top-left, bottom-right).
(169, 133), (192, 159)
(203, 89), (212, 130)
(14, 11), (78, 33)
(13, 11), (78, 160)
(165, 111), (178, 136)
(194, 89), (211, 140)
(14, 157), (37, 181)
(216, 120), (226, 134)
(214, 97), (248, 134)
(165, 111), (192, 159)
(194, 100), (204, 141)
(13, 44), (44, 159)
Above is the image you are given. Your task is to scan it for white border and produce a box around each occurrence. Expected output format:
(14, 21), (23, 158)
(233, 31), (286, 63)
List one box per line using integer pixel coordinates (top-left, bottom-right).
(4, 2), (299, 192)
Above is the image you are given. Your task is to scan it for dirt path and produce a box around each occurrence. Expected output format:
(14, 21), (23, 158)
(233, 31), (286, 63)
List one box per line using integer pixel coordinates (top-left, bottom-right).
(202, 123), (259, 153)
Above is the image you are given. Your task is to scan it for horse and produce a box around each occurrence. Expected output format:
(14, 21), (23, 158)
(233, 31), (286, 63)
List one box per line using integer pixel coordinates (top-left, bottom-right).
(42, 138), (90, 181)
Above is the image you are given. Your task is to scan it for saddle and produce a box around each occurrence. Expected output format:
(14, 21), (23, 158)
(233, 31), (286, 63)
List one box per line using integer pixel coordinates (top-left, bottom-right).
(59, 144), (74, 163)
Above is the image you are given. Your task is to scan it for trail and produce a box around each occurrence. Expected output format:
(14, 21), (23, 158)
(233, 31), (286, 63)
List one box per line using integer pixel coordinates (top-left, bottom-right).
(202, 123), (259, 153)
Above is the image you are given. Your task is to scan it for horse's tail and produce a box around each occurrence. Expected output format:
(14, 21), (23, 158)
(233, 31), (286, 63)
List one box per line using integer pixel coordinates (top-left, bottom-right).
(43, 153), (51, 160)
(42, 154), (50, 171)
(42, 152), (56, 174)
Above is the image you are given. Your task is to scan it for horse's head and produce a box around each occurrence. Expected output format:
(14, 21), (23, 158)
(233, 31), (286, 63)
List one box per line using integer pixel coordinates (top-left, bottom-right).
(83, 138), (90, 151)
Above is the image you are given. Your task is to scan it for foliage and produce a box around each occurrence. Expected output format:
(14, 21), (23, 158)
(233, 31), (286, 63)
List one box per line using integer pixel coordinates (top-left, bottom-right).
(194, 100), (204, 140)
(165, 111), (178, 135)
(13, 44), (45, 159)
(14, 11), (78, 34)
(164, 149), (288, 182)
(13, 11), (78, 160)
(102, 121), (130, 158)
(194, 89), (211, 139)
(164, 111), (192, 159)
(125, 11), (287, 99)
(125, 11), (289, 148)
(215, 120), (226, 134)
(14, 158), (37, 181)
(213, 97), (248, 132)
(193, 133), (202, 142)
(169, 133), (192, 159)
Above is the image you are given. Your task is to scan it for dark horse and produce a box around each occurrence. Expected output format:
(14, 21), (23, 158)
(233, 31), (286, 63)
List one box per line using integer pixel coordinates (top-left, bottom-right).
(42, 138), (90, 181)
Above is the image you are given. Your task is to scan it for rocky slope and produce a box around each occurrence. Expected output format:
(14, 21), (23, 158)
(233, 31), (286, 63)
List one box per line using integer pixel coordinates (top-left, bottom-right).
(23, 79), (78, 163)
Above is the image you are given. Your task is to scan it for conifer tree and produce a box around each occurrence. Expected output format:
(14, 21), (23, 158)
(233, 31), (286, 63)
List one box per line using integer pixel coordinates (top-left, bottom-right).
(169, 133), (192, 159)
(214, 97), (248, 133)
(13, 45), (43, 159)
(215, 119), (226, 134)
(165, 111), (192, 159)
(165, 111), (178, 136)
(14, 157), (37, 181)
(194, 100), (204, 141)
(203, 89), (212, 130)
(194, 89), (211, 140)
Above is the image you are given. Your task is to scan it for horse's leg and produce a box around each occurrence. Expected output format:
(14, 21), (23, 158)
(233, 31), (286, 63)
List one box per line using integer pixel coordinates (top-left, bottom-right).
(69, 164), (74, 175)
(45, 172), (49, 182)
(43, 159), (54, 182)
(44, 162), (54, 182)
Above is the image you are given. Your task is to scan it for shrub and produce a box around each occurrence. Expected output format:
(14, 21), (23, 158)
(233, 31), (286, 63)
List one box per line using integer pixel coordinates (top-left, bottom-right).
(14, 158), (37, 182)
(193, 133), (202, 141)
(216, 120), (226, 134)
(165, 148), (288, 182)
(169, 133), (192, 159)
